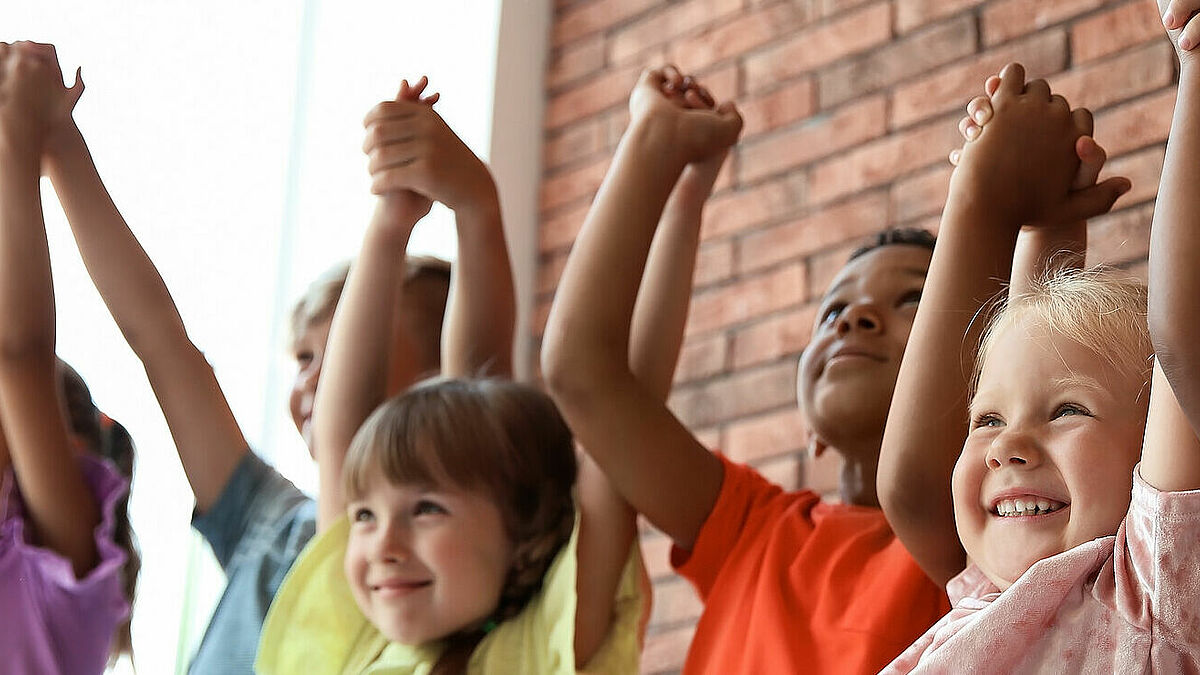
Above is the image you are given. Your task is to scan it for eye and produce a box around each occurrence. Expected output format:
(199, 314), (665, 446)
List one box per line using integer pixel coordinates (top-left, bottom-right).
(896, 289), (922, 308)
(820, 302), (846, 326)
(1053, 403), (1092, 419)
(352, 507), (375, 523)
(295, 351), (314, 368)
(971, 413), (1003, 430)
(413, 499), (448, 517)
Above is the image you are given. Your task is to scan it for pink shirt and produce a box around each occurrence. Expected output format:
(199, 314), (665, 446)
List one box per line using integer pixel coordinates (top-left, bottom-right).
(883, 467), (1200, 673)
(0, 455), (130, 675)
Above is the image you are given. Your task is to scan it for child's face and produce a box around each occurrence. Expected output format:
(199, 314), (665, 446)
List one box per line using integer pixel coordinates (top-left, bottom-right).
(289, 317), (332, 456)
(343, 476), (515, 645)
(952, 317), (1146, 590)
(797, 245), (931, 450)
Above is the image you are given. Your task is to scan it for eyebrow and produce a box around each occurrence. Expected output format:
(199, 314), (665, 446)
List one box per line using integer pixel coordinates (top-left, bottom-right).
(1050, 374), (1105, 392)
(822, 266), (928, 301)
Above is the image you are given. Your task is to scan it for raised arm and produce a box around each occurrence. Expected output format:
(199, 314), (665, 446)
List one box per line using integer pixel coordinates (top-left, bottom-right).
(878, 65), (1127, 585)
(1143, 4), (1200, 490)
(541, 68), (741, 550)
(571, 71), (731, 665)
(0, 42), (99, 576)
(41, 84), (247, 514)
(364, 78), (514, 379)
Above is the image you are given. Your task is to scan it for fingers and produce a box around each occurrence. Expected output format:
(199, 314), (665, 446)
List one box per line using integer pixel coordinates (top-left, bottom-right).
(421, 91), (439, 106)
(408, 75), (429, 100)
(949, 147), (962, 166)
(363, 119), (419, 153)
(715, 100), (744, 143)
(1070, 107), (1094, 137)
(1072, 136), (1106, 190)
(996, 62), (1026, 99)
(985, 75), (1001, 98)
(967, 95), (993, 126)
(1162, 0), (1200, 49)
(1024, 78), (1052, 101)
(959, 115), (980, 142)
(1057, 176), (1132, 222)
(640, 66), (670, 92)
(367, 140), (422, 176)
(1180, 11), (1200, 51)
(363, 99), (424, 128)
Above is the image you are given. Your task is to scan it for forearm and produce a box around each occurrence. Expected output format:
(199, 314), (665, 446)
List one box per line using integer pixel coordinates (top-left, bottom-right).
(45, 124), (247, 512)
(1010, 220), (1086, 297)
(44, 125), (191, 358)
(313, 206), (411, 528)
(1149, 67), (1200, 423)
(0, 146), (55, 357)
(879, 189), (1018, 583)
(444, 186), (515, 378)
(543, 117), (688, 397)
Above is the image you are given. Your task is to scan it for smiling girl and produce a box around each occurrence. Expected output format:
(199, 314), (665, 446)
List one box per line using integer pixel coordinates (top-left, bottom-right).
(878, 59), (1199, 671)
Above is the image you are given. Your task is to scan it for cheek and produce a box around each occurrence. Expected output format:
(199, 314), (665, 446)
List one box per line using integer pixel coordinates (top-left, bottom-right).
(951, 446), (982, 519)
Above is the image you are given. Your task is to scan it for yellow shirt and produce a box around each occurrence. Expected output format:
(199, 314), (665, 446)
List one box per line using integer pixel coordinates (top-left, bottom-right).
(256, 515), (646, 674)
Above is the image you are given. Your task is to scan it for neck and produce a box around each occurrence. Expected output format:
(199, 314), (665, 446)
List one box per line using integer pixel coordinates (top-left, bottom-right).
(829, 435), (881, 507)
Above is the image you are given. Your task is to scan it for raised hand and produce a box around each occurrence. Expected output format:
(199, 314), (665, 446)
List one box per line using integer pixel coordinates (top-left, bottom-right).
(628, 66), (742, 167)
(0, 41), (73, 154)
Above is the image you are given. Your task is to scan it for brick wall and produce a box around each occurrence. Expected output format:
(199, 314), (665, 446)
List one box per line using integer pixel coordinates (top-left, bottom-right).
(535, 0), (1175, 671)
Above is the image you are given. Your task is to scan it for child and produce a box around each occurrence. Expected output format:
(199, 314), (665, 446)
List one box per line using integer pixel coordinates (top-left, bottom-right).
(39, 57), (506, 673)
(878, 58), (1199, 671)
(255, 77), (648, 673)
(542, 66), (1128, 674)
(0, 42), (132, 674)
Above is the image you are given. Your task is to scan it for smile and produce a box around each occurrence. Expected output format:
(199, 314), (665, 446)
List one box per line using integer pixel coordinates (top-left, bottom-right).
(991, 496), (1067, 517)
(370, 579), (431, 598)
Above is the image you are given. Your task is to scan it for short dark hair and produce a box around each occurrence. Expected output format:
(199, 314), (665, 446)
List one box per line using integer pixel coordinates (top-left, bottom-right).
(848, 228), (936, 262)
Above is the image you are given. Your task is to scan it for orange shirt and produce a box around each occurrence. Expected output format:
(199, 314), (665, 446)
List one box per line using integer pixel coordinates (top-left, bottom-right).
(672, 454), (951, 674)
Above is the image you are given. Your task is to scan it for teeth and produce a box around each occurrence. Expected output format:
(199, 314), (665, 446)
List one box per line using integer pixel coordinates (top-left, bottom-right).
(994, 496), (1064, 517)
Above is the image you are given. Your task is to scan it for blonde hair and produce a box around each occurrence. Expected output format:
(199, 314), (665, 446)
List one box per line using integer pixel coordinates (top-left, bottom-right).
(974, 266), (1153, 399)
(289, 256), (451, 369)
(343, 378), (577, 626)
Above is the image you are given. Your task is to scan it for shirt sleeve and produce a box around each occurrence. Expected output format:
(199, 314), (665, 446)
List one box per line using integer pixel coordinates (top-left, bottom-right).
(1111, 465), (1200, 650)
(192, 451), (308, 570)
(670, 453), (819, 599)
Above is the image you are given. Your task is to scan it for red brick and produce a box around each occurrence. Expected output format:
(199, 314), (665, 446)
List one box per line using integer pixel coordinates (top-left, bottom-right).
(802, 447), (843, 496)
(543, 118), (605, 170)
(1094, 88), (1176, 158)
(743, 2), (893, 94)
(540, 154), (609, 212)
(675, 333), (728, 384)
(1087, 202), (1154, 265)
(1054, 42), (1175, 113)
(669, 360), (799, 427)
(669, 3), (813, 72)
(890, 29), (1069, 129)
(642, 623), (696, 674)
(896, 0), (987, 33)
(695, 62), (742, 104)
(649, 577), (704, 626)
(737, 191), (890, 273)
(818, 15), (977, 109)
(739, 95), (888, 183)
(545, 65), (640, 130)
(982, 0), (1106, 47)
(546, 36), (605, 92)
(730, 304), (820, 368)
(552, 0), (659, 47)
(757, 452), (803, 491)
(609, 0), (744, 65)
(818, 0), (879, 18)
(725, 407), (808, 463)
(701, 173), (808, 241)
(740, 78), (817, 139)
(539, 201), (590, 253)
(686, 263), (807, 336)
(890, 164), (953, 223)
(695, 239), (734, 287)
(1104, 144), (1165, 208)
(807, 115), (961, 206)
(1072, 1), (1168, 65)
(537, 250), (570, 296)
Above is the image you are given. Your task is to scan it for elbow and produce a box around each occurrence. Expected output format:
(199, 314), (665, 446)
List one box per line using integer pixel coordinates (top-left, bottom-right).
(540, 321), (621, 407)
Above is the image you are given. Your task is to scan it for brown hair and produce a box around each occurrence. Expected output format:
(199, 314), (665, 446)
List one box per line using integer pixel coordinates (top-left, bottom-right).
(343, 378), (577, 629)
(58, 362), (139, 668)
(289, 257), (451, 374)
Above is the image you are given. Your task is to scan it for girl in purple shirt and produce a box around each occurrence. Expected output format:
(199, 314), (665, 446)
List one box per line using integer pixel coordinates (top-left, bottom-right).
(0, 42), (136, 674)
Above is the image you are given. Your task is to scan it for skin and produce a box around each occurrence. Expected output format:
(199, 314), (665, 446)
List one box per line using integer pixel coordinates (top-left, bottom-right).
(344, 476), (513, 645)
(797, 244), (931, 507)
(954, 318), (1147, 589)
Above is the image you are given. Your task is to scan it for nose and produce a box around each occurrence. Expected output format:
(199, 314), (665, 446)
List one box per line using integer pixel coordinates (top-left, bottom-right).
(985, 430), (1042, 470)
(373, 519), (411, 564)
(836, 302), (882, 336)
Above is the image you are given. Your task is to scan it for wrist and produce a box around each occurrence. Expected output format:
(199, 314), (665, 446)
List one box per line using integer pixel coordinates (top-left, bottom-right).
(368, 198), (419, 247)
(624, 115), (691, 172)
(452, 177), (501, 226)
(43, 120), (84, 172)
